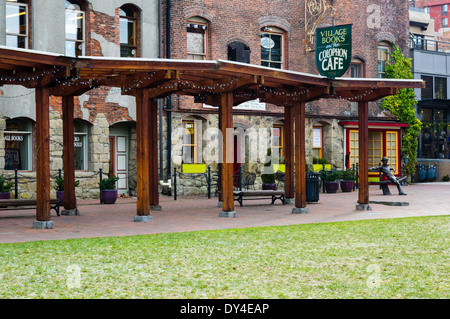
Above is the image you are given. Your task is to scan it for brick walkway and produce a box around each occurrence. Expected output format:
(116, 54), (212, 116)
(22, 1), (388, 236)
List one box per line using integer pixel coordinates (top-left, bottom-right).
(0, 183), (449, 243)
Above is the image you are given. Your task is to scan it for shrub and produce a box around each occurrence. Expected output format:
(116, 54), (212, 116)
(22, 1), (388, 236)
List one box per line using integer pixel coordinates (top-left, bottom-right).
(54, 176), (80, 191)
(0, 175), (13, 193)
(340, 169), (356, 181)
(99, 176), (120, 190)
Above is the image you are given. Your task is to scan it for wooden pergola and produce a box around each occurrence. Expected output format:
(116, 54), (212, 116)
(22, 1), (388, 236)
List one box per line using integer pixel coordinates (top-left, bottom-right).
(0, 47), (424, 227)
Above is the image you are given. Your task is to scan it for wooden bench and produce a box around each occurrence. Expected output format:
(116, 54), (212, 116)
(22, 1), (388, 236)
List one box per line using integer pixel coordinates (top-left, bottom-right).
(0, 199), (60, 216)
(233, 190), (286, 207)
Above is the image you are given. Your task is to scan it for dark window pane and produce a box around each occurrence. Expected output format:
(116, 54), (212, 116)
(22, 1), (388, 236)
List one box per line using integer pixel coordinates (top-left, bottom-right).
(434, 77), (447, 99)
(421, 76), (433, 99)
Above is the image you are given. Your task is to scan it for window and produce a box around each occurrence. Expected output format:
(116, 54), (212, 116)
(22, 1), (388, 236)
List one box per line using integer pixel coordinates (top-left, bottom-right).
(5, 0), (28, 49)
(443, 4), (448, 15)
(348, 130), (400, 174)
(4, 118), (33, 171)
(119, 5), (139, 57)
(228, 41), (251, 63)
(368, 131), (383, 169)
(435, 77), (447, 99)
(421, 75), (447, 99)
(261, 26), (284, 69)
(377, 42), (391, 78)
(182, 121), (197, 163)
(350, 59), (364, 78)
(187, 17), (208, 60)
(421, 75), (433, 99)
(442, 18), (448, 28)
(424, 7), (430, 14)
(272, 125), (284, 158)
(419, 107), (449, 159)
(74, 120), (89, 170)
(312, 127), (323, 159)
(65, 0), (85, 57)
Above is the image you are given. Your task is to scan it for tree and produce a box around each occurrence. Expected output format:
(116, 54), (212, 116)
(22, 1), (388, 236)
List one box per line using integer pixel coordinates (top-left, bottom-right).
(381, 44), (422, 176)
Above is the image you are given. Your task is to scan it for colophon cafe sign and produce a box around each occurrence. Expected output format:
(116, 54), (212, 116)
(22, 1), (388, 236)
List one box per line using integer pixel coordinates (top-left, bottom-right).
(316, 24), (352, 78)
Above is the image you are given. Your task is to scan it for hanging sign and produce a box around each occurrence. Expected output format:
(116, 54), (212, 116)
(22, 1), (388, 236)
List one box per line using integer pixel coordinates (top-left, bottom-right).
(316, 24), (352, 78)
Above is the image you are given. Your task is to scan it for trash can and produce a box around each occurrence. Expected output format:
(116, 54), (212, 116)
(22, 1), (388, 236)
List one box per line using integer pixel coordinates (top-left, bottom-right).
(306, 173), (320, 203)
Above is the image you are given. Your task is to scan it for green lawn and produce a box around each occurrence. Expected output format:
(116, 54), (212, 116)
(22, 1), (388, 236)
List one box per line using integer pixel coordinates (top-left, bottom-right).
(0, 216), (448, 299)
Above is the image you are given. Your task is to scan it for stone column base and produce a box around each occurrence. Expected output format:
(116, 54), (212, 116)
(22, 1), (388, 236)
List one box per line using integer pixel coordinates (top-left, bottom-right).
(133, 216), (153, 222)
(150, 205), (162, 211)
(292, 207), (310, 214)
(219, 211), (236, 218)
(33, 221), (54, 229)
(285, 198), (295, 205)
(356, 204), (372, 211)
(61, 209), (80, 216)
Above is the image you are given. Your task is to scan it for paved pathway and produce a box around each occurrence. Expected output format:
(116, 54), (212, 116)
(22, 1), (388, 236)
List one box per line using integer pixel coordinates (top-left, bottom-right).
(0, 183), (449, 243)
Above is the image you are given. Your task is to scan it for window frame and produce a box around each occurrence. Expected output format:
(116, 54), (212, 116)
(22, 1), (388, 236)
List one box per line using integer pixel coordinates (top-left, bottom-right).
(186, 17), (208, 60)
(181, 120), (198, 164)
(74, 119), (89, 171)
(5, 0), (29, 49)
(119, 5), (139, 58)
(347, 129), (400, 177)
(4, 118), (33, 172)
(261, 26), (285, 69)
(272, 124), (284, 159)
(65, 1), (85, 57)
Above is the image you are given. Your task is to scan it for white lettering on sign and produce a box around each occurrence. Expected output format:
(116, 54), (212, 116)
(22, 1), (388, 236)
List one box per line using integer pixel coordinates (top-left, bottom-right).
(4, 135), (24, 142)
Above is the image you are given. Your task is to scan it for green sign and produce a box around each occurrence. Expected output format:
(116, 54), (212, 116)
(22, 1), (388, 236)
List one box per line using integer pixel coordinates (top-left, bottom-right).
(316, 24), (352, 79)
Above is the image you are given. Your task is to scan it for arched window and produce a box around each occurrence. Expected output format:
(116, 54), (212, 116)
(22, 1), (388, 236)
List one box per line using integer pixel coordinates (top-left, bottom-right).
(65, 0), (85, 57)
(261, 26), (284, 69)
(377, 41), (391, 78)
(187, 17), (208, 60)
(228, 42), (251, 63)
(4, 117), (33, 171)
(119, 4), (140, 57)
(5, 0), (29, 49)
(350, 58), (365, 78)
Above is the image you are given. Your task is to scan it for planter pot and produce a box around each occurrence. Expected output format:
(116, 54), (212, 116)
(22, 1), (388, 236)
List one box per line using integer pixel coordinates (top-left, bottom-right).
(340, 180), (354, 192)
(262, 183), (277, 191)
(101, 189), (118, 204)
(56, 191), (64, 205)
(0, 192), (10, 199)
(325, 181), (339, 193)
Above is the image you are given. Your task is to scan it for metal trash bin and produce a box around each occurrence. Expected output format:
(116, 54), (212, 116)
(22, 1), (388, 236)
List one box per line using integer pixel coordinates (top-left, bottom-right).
(306, 173), (320, 203)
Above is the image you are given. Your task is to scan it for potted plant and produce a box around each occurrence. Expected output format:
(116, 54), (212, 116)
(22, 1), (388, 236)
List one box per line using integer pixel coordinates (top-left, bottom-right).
(321, 170), (339, 193)
(339, 169), (356, 192)
(261, 148), (277, 190)
(99, 175), (120, 204)
(54, 176), (80, 205)
(0, 175), (14, 199)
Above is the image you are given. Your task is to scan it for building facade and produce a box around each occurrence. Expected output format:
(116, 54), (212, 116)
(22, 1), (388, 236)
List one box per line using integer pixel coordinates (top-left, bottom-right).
(0, 0), (411, 199)
(409, 2), (450, 180)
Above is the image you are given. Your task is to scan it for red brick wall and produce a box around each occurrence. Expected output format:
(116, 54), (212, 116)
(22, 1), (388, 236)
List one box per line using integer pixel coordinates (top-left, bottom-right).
(162, 0), (410, 117)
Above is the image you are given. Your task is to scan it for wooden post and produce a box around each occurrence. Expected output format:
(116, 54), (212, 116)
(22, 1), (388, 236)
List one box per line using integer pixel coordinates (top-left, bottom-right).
(357, 101), (371, 210)
(35, 87), (51, 223)
(149, 98), (161, 210)
(284, 106), (294, 202)
(293, 101), (309, 214)
(134, 89), (152, 221)
(62, 95), (78, 214)
(219, 92), (235, 217)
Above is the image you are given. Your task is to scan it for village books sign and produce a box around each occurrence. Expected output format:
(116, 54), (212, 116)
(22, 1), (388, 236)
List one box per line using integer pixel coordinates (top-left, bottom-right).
(316, 24), (352, 78)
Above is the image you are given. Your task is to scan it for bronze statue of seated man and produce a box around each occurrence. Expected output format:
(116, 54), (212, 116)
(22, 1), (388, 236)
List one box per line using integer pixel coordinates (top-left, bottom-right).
(369, 157), (407, 195)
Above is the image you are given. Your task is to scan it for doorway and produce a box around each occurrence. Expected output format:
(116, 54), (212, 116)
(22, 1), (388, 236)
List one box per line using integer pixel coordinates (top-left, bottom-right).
(109, 123), (131, 195)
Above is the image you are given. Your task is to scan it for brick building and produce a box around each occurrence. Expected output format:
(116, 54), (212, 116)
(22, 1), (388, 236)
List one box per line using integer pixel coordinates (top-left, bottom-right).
(0, 0), (411, 198)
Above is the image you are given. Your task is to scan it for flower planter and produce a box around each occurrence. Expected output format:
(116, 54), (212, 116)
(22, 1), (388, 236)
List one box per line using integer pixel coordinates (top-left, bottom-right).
(0, 192), (10, 199)
(101, 189), (118, 204)
(340, 180), (354, 192)
(325, 181), (339, 193)
(262, 183), (277, 191)
(56, 191), (64, 205)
